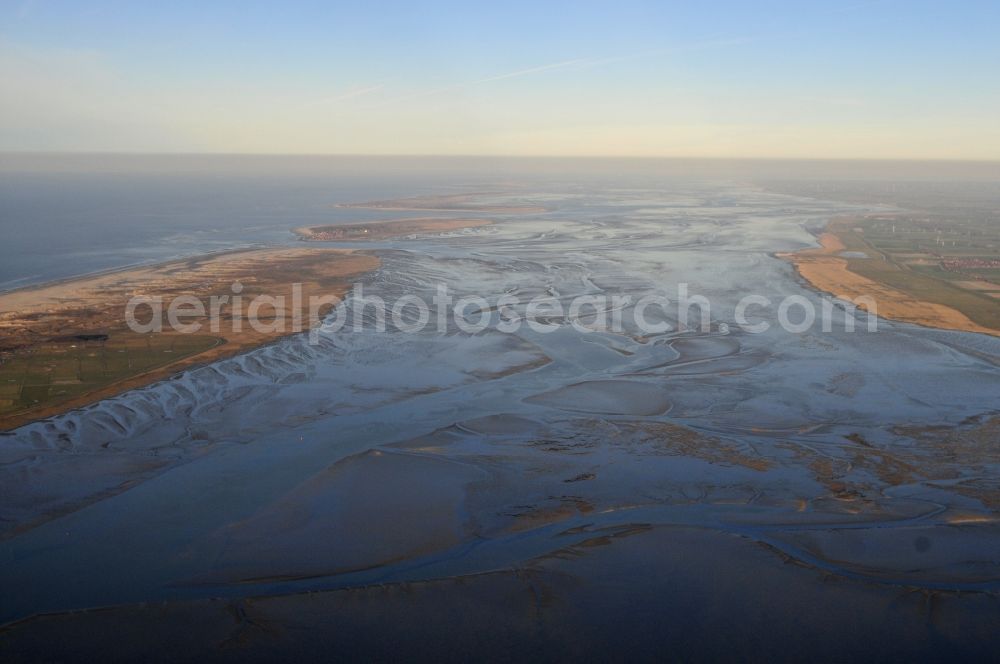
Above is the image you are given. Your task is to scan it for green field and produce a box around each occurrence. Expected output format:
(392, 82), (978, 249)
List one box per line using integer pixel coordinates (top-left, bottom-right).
(0, 332), (221, 417)
(833, 217), (1000, 330)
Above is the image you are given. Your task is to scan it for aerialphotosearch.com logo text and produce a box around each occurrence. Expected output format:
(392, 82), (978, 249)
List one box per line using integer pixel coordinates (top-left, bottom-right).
(124, 282), (879, 342)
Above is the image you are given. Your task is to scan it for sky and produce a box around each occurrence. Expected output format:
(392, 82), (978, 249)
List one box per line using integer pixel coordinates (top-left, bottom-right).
(1, 0), (999, 159)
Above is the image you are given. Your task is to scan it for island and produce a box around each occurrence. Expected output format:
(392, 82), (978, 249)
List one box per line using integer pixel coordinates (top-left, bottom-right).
(0, 248), (379, 429)
(295, 217), (492, 241)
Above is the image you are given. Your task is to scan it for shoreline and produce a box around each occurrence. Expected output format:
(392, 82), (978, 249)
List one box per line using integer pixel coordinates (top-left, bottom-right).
(0, 246), (381, 430)
(0, 244), (282, 298)
(0, 244), (295, 298)
(779, 217), (1000, 338)
(1, 216), (499, 430)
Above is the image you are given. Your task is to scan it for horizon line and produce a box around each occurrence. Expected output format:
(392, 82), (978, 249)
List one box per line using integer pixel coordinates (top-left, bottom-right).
(3, 151), (1000, 165)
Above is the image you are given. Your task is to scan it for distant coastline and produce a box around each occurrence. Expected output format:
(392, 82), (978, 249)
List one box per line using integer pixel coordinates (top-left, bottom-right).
(335, 192), (547, 214)
(295, 217), (492, 242)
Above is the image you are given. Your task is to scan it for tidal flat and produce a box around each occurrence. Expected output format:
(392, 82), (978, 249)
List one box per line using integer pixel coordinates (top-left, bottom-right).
(2, 181), (1000, 660)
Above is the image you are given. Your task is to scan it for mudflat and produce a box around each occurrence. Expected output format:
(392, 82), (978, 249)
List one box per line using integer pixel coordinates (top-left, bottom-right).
(4, 180), (1000, 661)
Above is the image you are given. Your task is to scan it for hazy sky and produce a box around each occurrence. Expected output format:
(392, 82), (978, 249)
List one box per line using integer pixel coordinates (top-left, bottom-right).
(2, 1), (999, 158)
